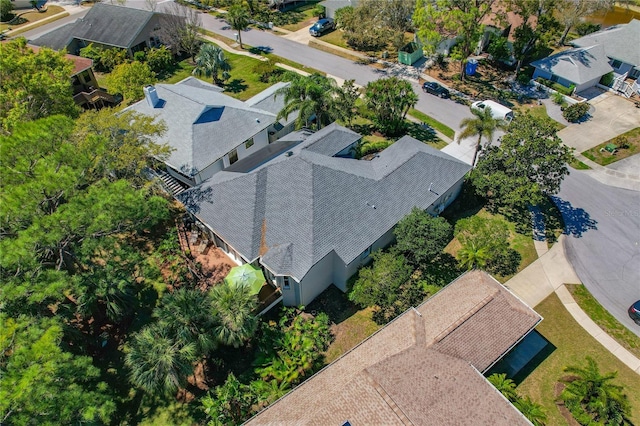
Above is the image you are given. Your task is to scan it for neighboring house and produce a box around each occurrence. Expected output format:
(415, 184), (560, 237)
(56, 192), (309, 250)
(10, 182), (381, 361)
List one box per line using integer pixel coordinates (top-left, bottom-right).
(571, 19), (640, 96)
(18, 43), (118, 110)
(29, 3), (170, 57)
(178, 123), (471, 307)
(246, 270), (542, 425)
(126, 77), (296, 187)
(531, 44), (613, 93)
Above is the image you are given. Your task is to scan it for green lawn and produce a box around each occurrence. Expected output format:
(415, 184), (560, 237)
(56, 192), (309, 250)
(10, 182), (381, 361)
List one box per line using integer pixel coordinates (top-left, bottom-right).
(319, 29), (349, 49)
(279, 1), (321, 32)
(567, 284), (640, 359)
(159, 52), (272, 101)
(517, 294), (640, 426)
(517, 104), (566, 131)
(1, 5), (65, 32)
(443, 208), (537, 283)
(408, 109), (456, 140)
(569, 156), (591, 170)
(582, 127), (640, 166)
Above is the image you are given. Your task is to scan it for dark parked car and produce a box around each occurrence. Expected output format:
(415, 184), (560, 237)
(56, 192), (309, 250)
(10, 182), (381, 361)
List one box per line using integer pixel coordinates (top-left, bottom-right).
(629, 301), (640, 325)
(422, 81), (450, 98)
(309, 18), (335, 37)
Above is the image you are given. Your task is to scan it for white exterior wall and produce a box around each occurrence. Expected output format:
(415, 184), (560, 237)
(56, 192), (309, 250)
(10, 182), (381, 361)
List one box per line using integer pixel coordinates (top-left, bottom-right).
(575, 76), (603, 93)
(222, 128), (269, 168)
(195, 158), (224, 184)
(290, 252), (335, 306)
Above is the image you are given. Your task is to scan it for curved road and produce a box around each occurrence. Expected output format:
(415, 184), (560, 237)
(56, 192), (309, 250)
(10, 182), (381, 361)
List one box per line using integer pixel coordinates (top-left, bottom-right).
(557, 170), (640, 336)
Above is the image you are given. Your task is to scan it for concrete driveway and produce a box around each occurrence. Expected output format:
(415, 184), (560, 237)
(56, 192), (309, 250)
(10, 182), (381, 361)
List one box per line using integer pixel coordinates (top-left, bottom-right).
(558, 93), (640, 153)
(557, 170), (640, 336)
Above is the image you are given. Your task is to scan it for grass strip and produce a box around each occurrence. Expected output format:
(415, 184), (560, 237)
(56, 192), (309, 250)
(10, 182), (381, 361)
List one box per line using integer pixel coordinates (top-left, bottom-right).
(408, 108), (455, 139)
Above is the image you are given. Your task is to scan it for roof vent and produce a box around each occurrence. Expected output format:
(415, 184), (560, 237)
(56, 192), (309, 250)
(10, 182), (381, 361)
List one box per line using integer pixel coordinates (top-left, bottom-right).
(255, 118), (260, 123)
(366, 201), (376, 209)
(285, 151), (293, 157)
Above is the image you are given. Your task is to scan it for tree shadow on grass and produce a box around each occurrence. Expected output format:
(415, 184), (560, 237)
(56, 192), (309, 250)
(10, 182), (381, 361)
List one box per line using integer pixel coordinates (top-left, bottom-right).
(551, 196), (598, 238)
(406, 121), (438, 143)
(349, 123), (375, 136)
(224, 78), (248, 93)
(305, 284), (359, 325)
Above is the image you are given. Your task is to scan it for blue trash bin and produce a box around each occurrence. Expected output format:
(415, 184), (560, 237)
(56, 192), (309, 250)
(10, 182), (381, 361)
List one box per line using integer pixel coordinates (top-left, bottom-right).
(466, 58), (478, 76)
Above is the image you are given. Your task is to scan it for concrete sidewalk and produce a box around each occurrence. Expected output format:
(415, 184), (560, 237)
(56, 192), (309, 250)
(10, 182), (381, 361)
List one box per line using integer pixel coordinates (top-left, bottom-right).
(505, 236), (640, 375)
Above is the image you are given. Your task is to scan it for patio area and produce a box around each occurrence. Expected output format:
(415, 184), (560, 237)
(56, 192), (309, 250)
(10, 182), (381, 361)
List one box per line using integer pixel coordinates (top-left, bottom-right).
(177, 221), (283, 313)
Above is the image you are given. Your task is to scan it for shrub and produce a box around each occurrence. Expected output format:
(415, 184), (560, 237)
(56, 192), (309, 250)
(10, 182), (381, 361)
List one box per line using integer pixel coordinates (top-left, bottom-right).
(599, 71), (614, 87)
(516, 72), (532, 85)
(357, 139), (392, 158)
(535, 77), (574, 96)
(575, 22), (601, 36)
(133, 51), (146, 62)
(1, 0), (14, 21)
(100, 48), (129, 73)
(552, 91), (567, 106)
(562, 102), (590, 122)
(146, 46), (174, 75)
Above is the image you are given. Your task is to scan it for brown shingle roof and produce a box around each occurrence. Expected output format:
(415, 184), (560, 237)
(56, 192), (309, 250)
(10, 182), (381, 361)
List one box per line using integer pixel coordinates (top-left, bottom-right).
(246, 270), (541, 425)
(24, 44), (93, 76)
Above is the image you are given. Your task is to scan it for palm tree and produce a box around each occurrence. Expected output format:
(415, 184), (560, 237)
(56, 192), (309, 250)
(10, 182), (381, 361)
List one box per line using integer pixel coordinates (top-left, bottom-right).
(210, 283), (258, 348)
(561, 357), (633, 425)
(458, 107), (506, 167)
(227, 4), (250, 49)
(276, 73), (340, 130)
(192, 43), (231, 86)
(154, 288), (218, 356)
(487, 373), (518, 402)
(456, 240), (490, 271)
(514, 397), (548, 426)
(249, 379), (291, 409)
(125, 324), (196, 394)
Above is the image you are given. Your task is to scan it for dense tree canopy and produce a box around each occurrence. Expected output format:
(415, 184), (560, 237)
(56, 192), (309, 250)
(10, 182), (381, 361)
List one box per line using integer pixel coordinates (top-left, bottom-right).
(106, 61), (157, 103)
(0, 38), (78, 132)
(364, 77), (418, 136)
(276, 73), (341, 130)
(413, 0), (498, 79)
(394, 207), (453, 267)
(471, 114), (573, 213)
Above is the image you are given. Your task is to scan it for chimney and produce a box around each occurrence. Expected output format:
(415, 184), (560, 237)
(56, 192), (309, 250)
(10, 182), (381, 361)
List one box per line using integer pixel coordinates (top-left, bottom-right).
(144, 85), (160, 108)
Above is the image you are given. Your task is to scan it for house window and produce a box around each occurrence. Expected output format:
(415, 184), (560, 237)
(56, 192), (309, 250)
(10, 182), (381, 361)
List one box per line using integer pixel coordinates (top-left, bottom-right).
(360, 245), (372, 260)
(611, 60), (622, 69)
(550, 74), (559, 83)
(283, 276), (291, 290)
(245, 138), (254, 149)
(229, 149), (238, 165)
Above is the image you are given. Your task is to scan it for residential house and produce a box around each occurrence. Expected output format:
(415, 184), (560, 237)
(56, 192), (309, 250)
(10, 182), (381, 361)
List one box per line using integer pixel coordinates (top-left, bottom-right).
(15, 43), (118, 110)
(531, 44), (614, 94)
(30, 3), (170, 57)
(246, 270), (542, 425)
(126, 77), (296, 187)
(178, 123), (471, 307)
(571, 19), (640, 96)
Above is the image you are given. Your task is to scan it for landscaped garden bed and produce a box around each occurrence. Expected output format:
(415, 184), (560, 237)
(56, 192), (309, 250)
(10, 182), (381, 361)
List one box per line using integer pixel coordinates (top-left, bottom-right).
(516, 294), (640, 426)
(582, 127), (640, 166)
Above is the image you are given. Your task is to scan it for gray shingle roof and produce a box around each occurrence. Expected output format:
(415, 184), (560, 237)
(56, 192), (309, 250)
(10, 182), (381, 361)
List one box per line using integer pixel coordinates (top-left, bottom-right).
(31, 4), (158, 50)
(246, 270), (540, 425)
(302, 122), (361, 156)
(531, 44), (613, 85)
(126, 77), (277, 175)
(572, 19), (640, 67)
(179, 130), (471, 281)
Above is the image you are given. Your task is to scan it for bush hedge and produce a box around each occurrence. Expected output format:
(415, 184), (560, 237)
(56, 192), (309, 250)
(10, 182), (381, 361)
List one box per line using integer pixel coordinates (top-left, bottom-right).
(562, 102), (590, 122)
(535, 77), (575, 96)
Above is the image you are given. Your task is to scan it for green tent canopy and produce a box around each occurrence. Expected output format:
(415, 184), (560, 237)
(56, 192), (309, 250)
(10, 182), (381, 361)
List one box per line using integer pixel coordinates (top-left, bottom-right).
(224, 263), (266, 295)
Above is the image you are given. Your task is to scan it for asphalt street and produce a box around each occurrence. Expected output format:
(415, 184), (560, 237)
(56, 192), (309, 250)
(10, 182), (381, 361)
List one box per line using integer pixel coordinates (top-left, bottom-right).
(26, 0), (472, 132)
(557, 169), (640, 336)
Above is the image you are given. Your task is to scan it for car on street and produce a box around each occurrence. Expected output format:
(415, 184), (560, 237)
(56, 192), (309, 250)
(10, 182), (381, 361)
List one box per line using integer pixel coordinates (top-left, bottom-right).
(629, 300), (640, 325)
(309, 18), (335, 37)
(422, 81), (450, 98)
